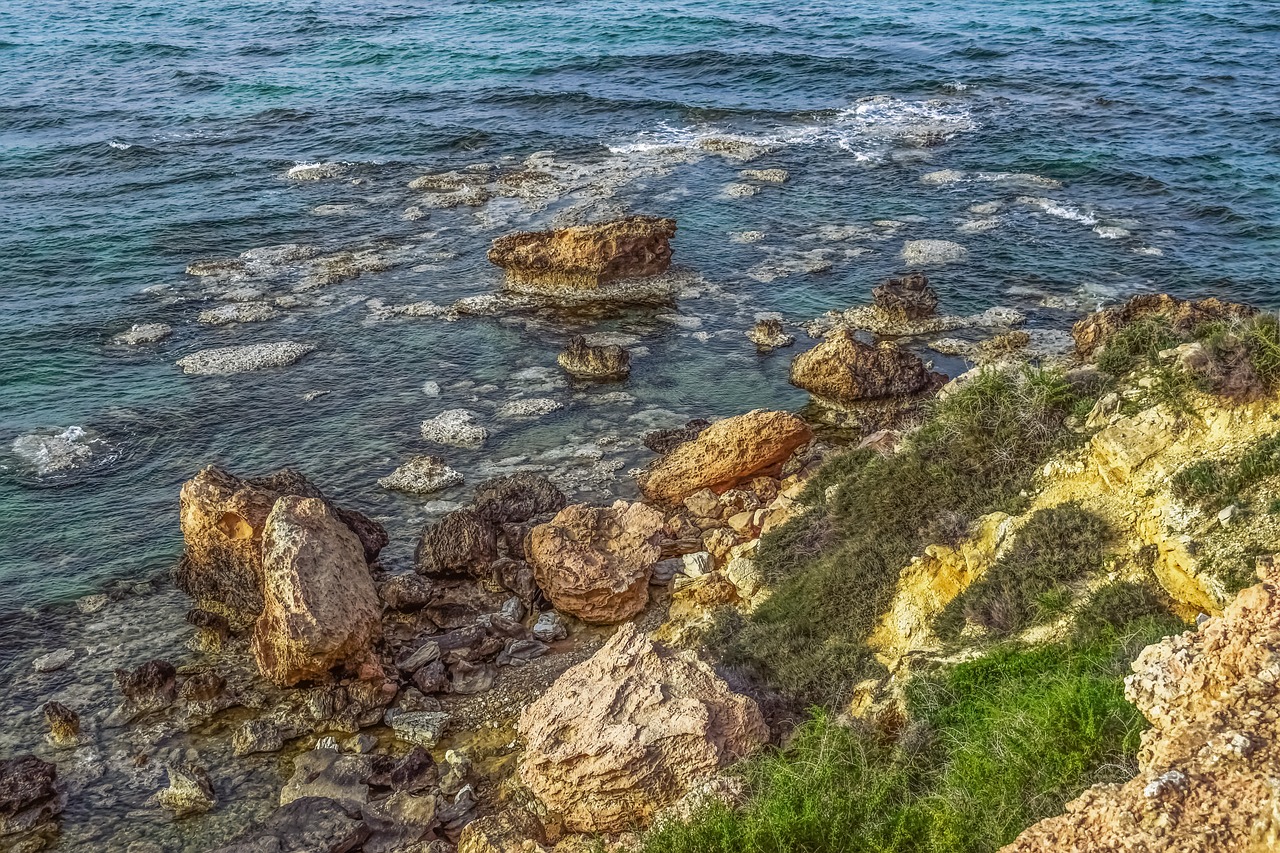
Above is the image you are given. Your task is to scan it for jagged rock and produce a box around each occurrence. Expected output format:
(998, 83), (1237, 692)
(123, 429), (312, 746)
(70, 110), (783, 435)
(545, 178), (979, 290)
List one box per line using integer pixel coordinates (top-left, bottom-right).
(115, 659), (177, 712)
(42, 702), (79, 746)
(395, 640), (441, 674)
(377, 456), (463, 495)
(379, 574), (434, 611)
(233, 719), (285, 756)
(495, 558), (539, 602)
(174, 465), (386, 626)
(473, 472), (567, 525)
(363, 790), (440, 853)
(0, 756), (61, 840)
(528, 501), (665, 624)
(112, 322), (172, 345)
(790, 329), (944, 407)
(1072, 293), (1256, 357)
(251, 496), (382, 687)
(152, 763), (216, 817)
(637, 410), (813, 504)
(414, 509), (498, 579)
(458, 809), (547, 853)
(557, 335), (631, 380)
(1005, 553), (1280, 852)
(518, 624), (767, 832)
(186, 608), (230, 649)
(209, 796), (369, 853)
(747, 318), (795, 353)
(179, 669), (228, 706)
(643, 418), (711, 455)
(532, 611), (568, 643)
(280, 749), (371, 811)
(385, 709), (450, 749)
(412, 661), (449, 695)
(871, 272), (938, 323)
(450, 661), (497, 694)
(175, 342), (315, 375)
(367, 747), (439, 794)
(487, 215), (676, 289)
(421, 409), (488, 449)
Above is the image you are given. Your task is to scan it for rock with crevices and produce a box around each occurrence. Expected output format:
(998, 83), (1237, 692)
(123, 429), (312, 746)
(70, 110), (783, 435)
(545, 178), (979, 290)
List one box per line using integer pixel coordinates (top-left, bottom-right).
(488, 215), (676, 289)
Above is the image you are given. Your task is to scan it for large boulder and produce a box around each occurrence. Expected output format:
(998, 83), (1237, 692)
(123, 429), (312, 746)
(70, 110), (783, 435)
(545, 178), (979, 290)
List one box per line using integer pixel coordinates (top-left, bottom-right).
(528, 502), (665, 624)
(414, 509), (498, 579)
(175, 466), (386, 626)
(251, 497), (383, 686)
(517, 623), (767, 832)
(0, 756), (61, 842)
(1072, 293), (1256, 357)
(473, 472), (567, 525)
(789, 329), (944, 407)
(636, 410), (812, 504)
(871, 272), (938, 323)
(487, 216), (676, 289)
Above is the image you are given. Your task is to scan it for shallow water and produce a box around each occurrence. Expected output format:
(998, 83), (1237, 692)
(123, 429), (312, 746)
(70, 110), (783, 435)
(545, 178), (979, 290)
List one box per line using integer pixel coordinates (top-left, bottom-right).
(3, 0), (1279, 648)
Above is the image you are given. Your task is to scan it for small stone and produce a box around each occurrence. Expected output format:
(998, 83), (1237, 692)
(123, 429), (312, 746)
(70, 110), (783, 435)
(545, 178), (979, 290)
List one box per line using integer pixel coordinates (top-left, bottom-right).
(385, 709), (450, 749)
(726, 557), (764, 598)
(532, 611), (568, 643)
(500, 596), (526, 622)
(378, 455), (464, 495)
(43, 701), (80, 745)
(379, 574), (434, 611)
(747, 319), (795, 353)
(397, 641), (442, 673)
(1218, 505), (1240, 527)
(153, 763), (217, 817)
(681, 551), (712, 578)
(33, 649), (76, 673)
(76, 594), (109, 614)
(232, 719), (285, 756)
(343, 733), (378, 754)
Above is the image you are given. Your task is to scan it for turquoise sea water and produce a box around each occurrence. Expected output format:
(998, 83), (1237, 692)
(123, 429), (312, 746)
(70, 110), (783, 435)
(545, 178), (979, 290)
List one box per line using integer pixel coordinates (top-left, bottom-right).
(2, 0), (1279, 641)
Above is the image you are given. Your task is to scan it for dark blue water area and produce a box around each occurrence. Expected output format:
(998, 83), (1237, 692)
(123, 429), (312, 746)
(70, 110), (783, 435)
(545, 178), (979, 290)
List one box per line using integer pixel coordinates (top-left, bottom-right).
(1, 0), (1279, 639)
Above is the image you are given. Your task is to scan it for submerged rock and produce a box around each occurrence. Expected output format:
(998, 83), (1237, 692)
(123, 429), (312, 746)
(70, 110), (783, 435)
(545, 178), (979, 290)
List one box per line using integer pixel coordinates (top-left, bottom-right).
(746, 318), (795, 353)
(10, 426), (113, 478)
(421, 409), (488, 449)
(197, 302), (280, 326)
(488, 215), (676, 290)
(151, 763), (217, 817)
(637, 410), (812, 504)
(112, 322), (173, 345)
(175, 342), (315, 375)
(789, 329), (945, 407)
(643, 418), (711, 455)
(32, 649), (75, 673)
(42, 702), (80, 746)
(1072, 293), (1256, 357)
(528, 501), (666, 624)
(557, 335), (631, 380)
(901, 239), (968, 265)
(518, 623), (767, 832)
(740, 168), (789, 183)
(377, 456), (464, 495)
(209, 796), (370, 853)
(473, 472), (567, 525)
(0, 756), (62, 843)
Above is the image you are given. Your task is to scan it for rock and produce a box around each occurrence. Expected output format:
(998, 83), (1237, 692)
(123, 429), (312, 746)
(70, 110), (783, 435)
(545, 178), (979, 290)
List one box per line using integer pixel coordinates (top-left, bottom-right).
(528, 501), (666, 624)
(725, 557), (764, 598)
(871, 272), (938, 323)
(497, 398), (562, 418)
(175, 341), (315, 375)
(385, 709), (450, 749)
(977, 330), (1031, 361)
(414, 509), (498, 579)
(0, 756), (61, 840)
(377, 455), (464, 495)
(412, 660), (449, 695)
(421, 409), (488, 448)
(179, 669), (228, 705)
(396, 640), (442, 673)
(474, 472), (567, 525)
(75, 593), (109, 614)
(497, 638), (549, 667)
(723, 182), (760, 198)
(115, 659), (177, 710)
(450, 661), (496, 694)
(32, 649), (75, 673)
(681, 551), (712, 578)
(458, 809), (547, 853)
(747, 319), (795, 353)
(174, 465), (386, 626)
(532, 611), (568, 643)
(740, 168), (788, 183)
(379, 574), (434, 611)
(438, 785), (479, 837)
(901, 239), (967, 265)
(233, 718), (286, 756)
(488, 215), (677, 289)
(209, 796), (369, 853)
(643, 418), (711, 455)
(789, 329), (944, 407)
(518, 624), (767, 832)
(363, 790), (440, 853)
(368, 746), (438, 794)
(280, 749), (371, 811)
(495, 558), (539, 602)
(112, 322), (172, 345)
(251, 496), (383, 686)
(152, 763), (216, 817)
(557, 335), (631, 380)
(197, 302), (280, 326)
(1071, 293), (1256, 357)
(637, 410), (813, 504)
(42, 702), (79, 746)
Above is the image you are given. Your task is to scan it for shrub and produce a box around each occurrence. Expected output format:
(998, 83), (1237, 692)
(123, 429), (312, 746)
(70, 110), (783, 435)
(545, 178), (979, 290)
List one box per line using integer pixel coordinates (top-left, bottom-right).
(1095, 317), (1177, 377)
(1195, 314), (1280, 400)
(1170, 432), (1280, 511)
(1071, 579), (1177, 642)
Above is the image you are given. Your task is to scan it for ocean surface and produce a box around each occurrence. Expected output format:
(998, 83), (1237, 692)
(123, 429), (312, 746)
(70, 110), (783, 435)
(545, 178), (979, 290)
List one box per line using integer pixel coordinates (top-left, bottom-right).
(3, 0), (1279, 648)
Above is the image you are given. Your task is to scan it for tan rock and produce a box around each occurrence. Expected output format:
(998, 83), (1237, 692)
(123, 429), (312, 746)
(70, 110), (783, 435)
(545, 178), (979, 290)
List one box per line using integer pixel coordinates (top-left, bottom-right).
(789, 329), (944, 408)
(458, 809), (548, 853)
(529, 501), (665, 624)
(251, 497), (382, 686)
(1071, 293), (1254, 357)
(726, 511), (756, 537)
(517, 623), (767, 832)
(487, 216), (676, 289)
(637, 410), (813, 504)
(702, 527), (741, 564)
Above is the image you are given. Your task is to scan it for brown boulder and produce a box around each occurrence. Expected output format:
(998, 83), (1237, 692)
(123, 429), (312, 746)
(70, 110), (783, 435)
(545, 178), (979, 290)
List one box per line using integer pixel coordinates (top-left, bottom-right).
(251, 496), (383, 686)
(0, 755), (61, 840)
(1072, 293), (1256, 357)
(487, 216), (676, 289)
(517, 623), (767, 832)
(557, 335), (631, 380)
(414, 509), (498, 579)
(528, 501), (665, 624)
(871, 272), (939, 323)
(457, 809), (547, 853)
(789, 329), (943, 407)
(636, 410), (812, 505)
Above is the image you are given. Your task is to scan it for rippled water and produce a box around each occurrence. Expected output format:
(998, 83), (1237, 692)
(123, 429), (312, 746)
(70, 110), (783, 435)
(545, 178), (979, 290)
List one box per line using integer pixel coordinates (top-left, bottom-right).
(3, 0), (1279, 644)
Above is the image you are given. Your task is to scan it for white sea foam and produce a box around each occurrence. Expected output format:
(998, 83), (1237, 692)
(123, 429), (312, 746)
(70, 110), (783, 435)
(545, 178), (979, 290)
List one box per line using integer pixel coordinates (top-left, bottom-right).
(286, 161), (349, 181)
(11, 426), (116, 477)
(107, 140), (132, 150)
(1017, 196), (1099, 226)
(1093, 225), (1131, 239)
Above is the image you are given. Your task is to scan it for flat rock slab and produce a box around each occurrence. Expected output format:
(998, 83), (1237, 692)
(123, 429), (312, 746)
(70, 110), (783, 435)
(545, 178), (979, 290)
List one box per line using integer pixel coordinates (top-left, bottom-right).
(176, 342), (315, 375)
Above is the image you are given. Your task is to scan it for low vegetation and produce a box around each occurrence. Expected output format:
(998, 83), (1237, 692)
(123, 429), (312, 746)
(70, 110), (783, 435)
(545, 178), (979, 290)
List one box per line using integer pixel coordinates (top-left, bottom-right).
(1171, 431), (1280, 512)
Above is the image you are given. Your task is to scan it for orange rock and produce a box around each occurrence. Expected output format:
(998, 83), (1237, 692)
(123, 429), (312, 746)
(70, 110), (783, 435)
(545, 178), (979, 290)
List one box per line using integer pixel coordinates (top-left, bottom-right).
(488, 216), (675, 289)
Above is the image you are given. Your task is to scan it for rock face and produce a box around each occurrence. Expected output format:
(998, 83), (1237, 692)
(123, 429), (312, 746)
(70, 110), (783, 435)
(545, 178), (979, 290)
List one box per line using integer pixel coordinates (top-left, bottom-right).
(557, 335), (631, 380)
(789, 329), (943, 407)
(251, 497), (383, 686)
(871, 273), (938, 323)
(1072, 293), (1256, 357)
(637, 410), (812, 504)
(1004, 553), (1280, 853)
(528, 502), (666, 624)
(175, 465), (386, 627)
(518, 623), (767, 832)
(487, 216), (676, 289)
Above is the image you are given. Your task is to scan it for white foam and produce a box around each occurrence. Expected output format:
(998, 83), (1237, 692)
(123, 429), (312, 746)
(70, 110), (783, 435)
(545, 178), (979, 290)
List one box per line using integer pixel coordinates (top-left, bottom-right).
(286, 161), (349, 181)
(1017, 196), (1099, 226)
(11, 426), (116, 477)
(107, 140), (132, 150)
(1093, 225), (1131, 239)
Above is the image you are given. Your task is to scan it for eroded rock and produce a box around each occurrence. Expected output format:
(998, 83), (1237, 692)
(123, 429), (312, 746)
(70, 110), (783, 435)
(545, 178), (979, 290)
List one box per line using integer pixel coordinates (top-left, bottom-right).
(557, 335), (631, 380)
(789, 329), (944, 407)
(414, 509), (498, 579)
(1072, 293), (1256, 357)
(175, 342), (315, 375)
(488, 216), (676, 290)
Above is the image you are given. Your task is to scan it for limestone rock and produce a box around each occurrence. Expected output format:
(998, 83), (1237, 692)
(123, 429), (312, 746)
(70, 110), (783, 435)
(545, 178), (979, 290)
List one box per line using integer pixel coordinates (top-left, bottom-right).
(528, 501), (666, 624)
(871, 272), (938, 323)
(280, 749), (371, 811)
(637, 410), (812, 504)
(789, 329), (944, 407)
(557, 335), (631, 380)
(251, 496), (383, 686)
(43, 702), (79, 746)
(379, 574), (434, 611)
(414, 509), (498, 579)
(175, 341), (314, 375)
(209, 796), (369, 853)
(901, 239), (967, 265)
(1072, 293), (1256, 357)
(377, 456), (463, 495)
(643, 418), (711, 455)
(747, 318), (795, 353)
(488, 215), (676, 289)
(115, 659), (177, 713)
(473, 472), (567, 525)
(458, 809), (547, 853)
(0, 756), (61, 840)
(421, 409), (488, 448)
(518, 624), (767, 832)
(152, 763), (217, 817)
(32, 649), (74, 673)
(112, 322), (172, 345)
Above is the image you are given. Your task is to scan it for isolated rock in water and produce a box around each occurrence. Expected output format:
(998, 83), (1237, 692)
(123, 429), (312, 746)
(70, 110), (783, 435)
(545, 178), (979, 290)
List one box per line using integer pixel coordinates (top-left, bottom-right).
(747, 318), (795, 353)
(518, 623), (767, 832)
(152, 763), (217, 817)
(112, 322), (172, 345)
(43, 702), (80, 745)
(790, 329), (943, 407)
(1071, 293), (1256, 357)
(528, 501), (666, 624)
(487, 215), (676, 289)
(0, 755), (61, 840)
(637, 410), (812, 504)
(32, 649), (75, 673)
(740, 168), (789, 183)
(175, 465), (386, 626)
(197, 302), (280, 326)
(557, 335), (631, 380)
(115, 659), (177, 713)
(251, 496), (383, 686)
(496, 398), (562, 418)
(414, 509), (497, 579)
(421, 409), (488, 448)
(377, 456), (463, 495)
(871, 272), (939, 323)
(1005, 553), (1280, 852)
(473, 472), (567, 525)
(176, 342), (315, 375)
(901, 239), (967, 265)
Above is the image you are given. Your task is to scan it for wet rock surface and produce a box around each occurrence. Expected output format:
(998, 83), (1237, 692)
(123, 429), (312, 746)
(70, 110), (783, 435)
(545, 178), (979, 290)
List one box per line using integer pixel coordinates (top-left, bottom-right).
(557, 335), (631, 380)
(487, 215), (677, 290)
(871, 272), (938, 323)
(746, 318), (795, 353)
(175, 341), (315, 375)
(789, 329), (945, 407)
(377, 456), (464, 495)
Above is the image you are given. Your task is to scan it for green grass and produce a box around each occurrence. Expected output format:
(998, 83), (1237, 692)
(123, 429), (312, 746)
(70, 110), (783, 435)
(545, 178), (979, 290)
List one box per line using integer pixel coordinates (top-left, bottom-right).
(1170, 431), (1280, 511)
(1095, 317), (1177, 378)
